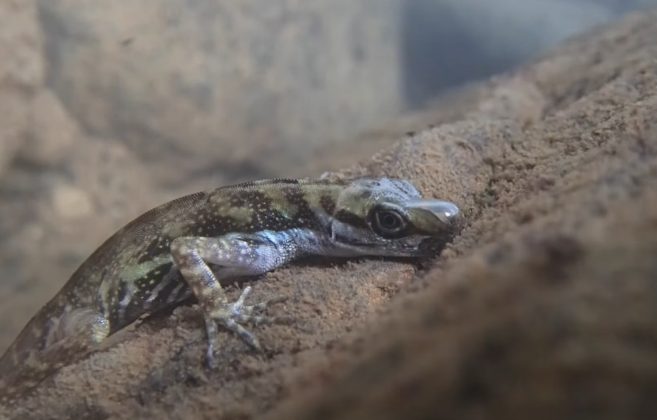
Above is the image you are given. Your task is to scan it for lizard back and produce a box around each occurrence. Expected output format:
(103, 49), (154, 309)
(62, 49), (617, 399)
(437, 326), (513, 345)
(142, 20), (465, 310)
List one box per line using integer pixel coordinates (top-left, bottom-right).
(1, 179), (343, 373)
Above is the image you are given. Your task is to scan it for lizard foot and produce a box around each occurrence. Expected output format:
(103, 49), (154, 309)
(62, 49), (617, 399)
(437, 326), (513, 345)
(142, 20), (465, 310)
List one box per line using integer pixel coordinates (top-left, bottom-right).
(204, 286), (286, 367)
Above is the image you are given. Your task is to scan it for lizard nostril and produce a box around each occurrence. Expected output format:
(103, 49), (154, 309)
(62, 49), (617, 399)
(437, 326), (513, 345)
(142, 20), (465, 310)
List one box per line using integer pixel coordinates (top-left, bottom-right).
(442, 202), (460, 225)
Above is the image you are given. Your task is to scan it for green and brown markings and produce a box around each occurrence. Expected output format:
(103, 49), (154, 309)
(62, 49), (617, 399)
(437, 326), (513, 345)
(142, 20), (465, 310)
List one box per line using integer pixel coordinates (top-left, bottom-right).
(0, 177), (460, 402)
(102, 178), (346, 329)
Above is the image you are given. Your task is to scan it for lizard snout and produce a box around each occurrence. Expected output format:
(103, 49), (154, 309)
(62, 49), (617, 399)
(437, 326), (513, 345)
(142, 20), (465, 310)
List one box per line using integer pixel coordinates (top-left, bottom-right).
(406, 199), (460, 227)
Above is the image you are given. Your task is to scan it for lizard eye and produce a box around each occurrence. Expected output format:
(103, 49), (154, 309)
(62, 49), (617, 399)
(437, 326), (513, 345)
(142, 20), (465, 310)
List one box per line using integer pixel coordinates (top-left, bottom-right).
(372, 208), (407, 237)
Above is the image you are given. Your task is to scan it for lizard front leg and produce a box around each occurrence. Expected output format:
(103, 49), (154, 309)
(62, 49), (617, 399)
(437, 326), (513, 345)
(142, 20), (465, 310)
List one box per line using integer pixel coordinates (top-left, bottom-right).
(170, 231), (299, 365)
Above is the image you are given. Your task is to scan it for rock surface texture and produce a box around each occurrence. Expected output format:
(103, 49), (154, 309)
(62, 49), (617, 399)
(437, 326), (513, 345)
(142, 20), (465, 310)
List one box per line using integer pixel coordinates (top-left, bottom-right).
(2, 7), (657, 420)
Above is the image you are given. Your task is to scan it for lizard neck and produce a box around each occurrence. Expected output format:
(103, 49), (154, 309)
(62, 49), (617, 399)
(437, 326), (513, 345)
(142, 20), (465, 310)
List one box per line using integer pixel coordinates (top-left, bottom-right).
(257, 228), (332, 261)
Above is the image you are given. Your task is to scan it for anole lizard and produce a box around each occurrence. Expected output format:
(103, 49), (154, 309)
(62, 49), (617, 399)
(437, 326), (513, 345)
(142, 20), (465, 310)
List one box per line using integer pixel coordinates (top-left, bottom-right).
(0, 177), (459, 401)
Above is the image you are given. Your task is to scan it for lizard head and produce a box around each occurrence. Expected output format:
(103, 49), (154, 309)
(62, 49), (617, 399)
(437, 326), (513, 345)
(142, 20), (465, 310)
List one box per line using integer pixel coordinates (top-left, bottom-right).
(328, 178), (460, 257)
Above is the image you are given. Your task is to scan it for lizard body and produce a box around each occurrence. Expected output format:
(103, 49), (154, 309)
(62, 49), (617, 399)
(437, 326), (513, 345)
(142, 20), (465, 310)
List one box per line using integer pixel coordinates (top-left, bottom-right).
(0, 177), (459, 401)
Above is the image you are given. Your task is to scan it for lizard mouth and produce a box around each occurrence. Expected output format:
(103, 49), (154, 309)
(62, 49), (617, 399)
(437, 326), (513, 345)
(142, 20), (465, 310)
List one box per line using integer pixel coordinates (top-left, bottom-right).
(333, 232), (446, 257)
(332, 232), (377, 249)
(418, 235), (453, 256)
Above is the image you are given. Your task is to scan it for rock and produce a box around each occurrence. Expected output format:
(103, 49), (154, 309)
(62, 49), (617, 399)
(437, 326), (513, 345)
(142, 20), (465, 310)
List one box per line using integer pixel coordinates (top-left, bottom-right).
(19, 90), (79, 167)
(0, 0), (43, 89)
(0, 88), (30, 178)
(0, 0), (44, 177)
(51, 184), (93, 220)
(37, 0), (403, 183)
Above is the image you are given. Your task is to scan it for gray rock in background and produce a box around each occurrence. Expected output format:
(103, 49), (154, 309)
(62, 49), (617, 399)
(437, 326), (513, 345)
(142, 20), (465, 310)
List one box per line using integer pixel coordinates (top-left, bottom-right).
(0, 0), (43, 177)
(28, 0), (657, 182)
(37, 0), (403, 184)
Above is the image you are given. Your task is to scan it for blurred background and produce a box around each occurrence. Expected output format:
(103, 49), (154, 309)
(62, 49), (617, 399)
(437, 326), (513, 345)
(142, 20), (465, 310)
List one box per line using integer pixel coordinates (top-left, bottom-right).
(1, 0), (656, 353)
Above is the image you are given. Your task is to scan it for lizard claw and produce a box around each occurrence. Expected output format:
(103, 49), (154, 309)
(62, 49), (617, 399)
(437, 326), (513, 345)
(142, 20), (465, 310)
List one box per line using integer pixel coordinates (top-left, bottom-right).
(204, 286), (286, 366)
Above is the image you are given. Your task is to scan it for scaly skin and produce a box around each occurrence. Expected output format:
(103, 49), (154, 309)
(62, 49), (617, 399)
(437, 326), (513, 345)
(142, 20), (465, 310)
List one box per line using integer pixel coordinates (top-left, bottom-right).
(0, 177), (460, 402)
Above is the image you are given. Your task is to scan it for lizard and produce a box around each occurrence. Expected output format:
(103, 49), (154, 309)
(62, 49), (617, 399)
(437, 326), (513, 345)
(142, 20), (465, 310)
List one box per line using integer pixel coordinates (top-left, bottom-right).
(0, 177), (460, 402)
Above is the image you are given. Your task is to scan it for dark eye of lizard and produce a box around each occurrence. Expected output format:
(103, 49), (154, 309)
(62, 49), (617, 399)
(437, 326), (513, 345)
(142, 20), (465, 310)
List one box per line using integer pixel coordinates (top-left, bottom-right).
(371, 208), (408, 237)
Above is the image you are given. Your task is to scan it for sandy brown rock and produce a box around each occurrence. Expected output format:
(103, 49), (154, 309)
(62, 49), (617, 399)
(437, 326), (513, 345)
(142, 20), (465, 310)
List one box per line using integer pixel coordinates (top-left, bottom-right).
(3, 261), (418, 419)
(270, 193), (657, 420)
(3, 7), (657, 420)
